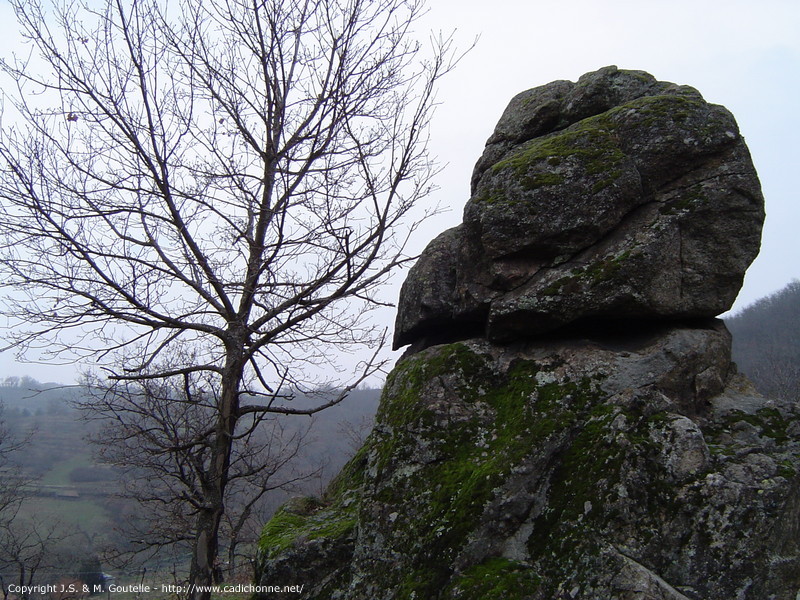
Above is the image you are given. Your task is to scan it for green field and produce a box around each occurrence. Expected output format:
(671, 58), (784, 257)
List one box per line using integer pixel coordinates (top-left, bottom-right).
(6, 405), (119, 543)
(17, 496), (112, 539)
(40, 452), (94, 485)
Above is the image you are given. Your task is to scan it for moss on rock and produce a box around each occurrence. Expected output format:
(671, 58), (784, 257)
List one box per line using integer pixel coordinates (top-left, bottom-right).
(354, 343), (607, 597)
(258, 503), (355, 559)
(257, 441), (368, 563)
(256, 333), (800, 600)
(443, 557), (542, 599)
(488, 110), (627, 188)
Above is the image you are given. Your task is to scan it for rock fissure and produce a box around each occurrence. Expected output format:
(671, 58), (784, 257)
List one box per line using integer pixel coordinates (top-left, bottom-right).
(255, 67), (799, 600)
(611, 546), (694, 600)
(678, 222), (685, 301)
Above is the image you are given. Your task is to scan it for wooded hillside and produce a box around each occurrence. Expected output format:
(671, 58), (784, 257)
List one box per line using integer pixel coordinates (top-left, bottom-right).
(727, 280), (800, 401)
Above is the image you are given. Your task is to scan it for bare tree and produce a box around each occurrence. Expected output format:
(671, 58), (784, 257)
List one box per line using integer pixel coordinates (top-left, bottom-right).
(0, 405), (37, 600)
(82, 374), (318, 579)
(337, 412), (376, 456)
(0, 516), (75, 600)
(728, 280), (800, 401)
(0, 0), (461, 594)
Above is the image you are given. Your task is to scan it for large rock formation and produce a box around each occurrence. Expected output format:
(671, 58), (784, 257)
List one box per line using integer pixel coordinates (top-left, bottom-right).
(255, 68), (800, 600)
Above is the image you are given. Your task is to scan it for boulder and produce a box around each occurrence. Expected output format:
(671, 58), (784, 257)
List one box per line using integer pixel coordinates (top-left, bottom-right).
(394, 66), (764, 350)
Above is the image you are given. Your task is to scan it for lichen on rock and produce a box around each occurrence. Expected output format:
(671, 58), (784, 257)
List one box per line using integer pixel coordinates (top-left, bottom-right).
(257, 325), (800, 599)
(254, 68), (798, 600)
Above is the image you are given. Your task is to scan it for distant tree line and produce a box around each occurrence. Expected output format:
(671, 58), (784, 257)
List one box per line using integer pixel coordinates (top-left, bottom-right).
(0, 377), (41, 389)
(727, 280), (800, 401)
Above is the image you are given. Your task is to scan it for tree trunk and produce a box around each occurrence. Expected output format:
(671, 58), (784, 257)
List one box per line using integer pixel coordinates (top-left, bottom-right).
(190, 508), (223, 598)
(189, 351), (243, 600)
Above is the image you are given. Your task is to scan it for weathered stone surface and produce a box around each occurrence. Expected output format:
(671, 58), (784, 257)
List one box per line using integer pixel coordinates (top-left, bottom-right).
(393, 66), (764, 350)
(256, 495), (357, 599)
(470, 66), (703, 192)
(255, 322), (800, 599)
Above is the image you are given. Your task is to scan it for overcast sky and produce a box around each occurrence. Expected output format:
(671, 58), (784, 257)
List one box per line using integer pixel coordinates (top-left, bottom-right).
(1, 0), (798, 384)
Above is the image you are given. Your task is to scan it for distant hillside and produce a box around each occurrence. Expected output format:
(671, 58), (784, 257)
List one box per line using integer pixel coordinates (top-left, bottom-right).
(0, 377), (85, 413)
(726, 280), (800, 401)
(0, 378), (380, 577)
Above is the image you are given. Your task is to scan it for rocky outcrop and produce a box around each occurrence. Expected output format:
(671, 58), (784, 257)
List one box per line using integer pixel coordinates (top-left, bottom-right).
(394, 66), (764, 350)
(257, 326), (800, 599)
(254, 68), (798, 600)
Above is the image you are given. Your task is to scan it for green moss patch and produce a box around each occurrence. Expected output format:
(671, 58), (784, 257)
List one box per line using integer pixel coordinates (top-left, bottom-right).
(540, 250), (632, 296)
(484, 94), (715, 203)
(524, 405), (690, 593)
(490, 114), (625, 176)
(659, 184), (710, 215)
(489, 117), (626, 193)
(368, 343), (605, 597)
(258, 443), (368, 560)
(258, 501), (357, 560)
(709, 407), (793, 446)
(443, 557), (542, 599)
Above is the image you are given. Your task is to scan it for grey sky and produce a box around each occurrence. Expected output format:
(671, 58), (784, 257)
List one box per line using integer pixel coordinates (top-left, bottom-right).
(1, 0), (798, 383)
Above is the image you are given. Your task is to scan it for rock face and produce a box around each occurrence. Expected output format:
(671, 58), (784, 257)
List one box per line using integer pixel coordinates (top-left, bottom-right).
(254, 69), (799, 600)
(394, 66), (764, 350)
(257, 329), (800, 600)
